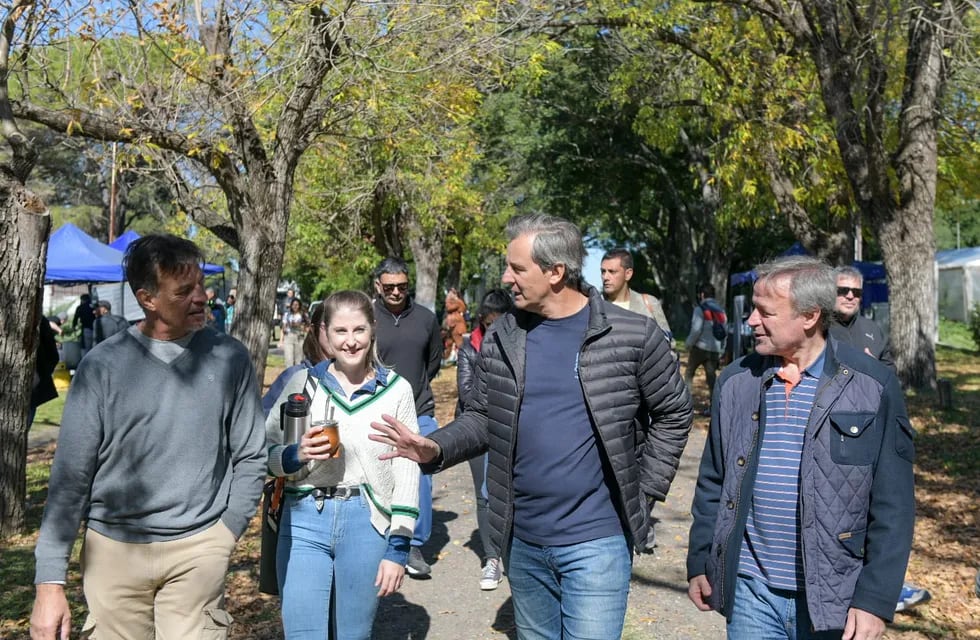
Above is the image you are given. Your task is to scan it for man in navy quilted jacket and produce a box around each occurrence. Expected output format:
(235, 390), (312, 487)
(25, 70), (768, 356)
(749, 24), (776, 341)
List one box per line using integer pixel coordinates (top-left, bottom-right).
(687, 256), (915, 640)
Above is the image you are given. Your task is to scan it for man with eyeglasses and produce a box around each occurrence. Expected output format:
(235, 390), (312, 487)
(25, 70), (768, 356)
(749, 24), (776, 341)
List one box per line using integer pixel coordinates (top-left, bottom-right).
(829, 266), (893, 367)
(373, 257), (442, 578)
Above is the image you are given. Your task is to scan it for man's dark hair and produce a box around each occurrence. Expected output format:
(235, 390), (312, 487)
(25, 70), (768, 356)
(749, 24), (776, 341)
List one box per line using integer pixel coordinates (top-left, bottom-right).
(124, 234), (203, 297)
(373, 257), (410, 281)
(601, 248), (634, 270)
(477, 288), (514, 321)
(699, 283), (716, 298)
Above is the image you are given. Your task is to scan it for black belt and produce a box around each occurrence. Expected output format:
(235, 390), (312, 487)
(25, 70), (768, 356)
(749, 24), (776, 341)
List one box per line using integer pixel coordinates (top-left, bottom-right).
(310, 486), (360, 500)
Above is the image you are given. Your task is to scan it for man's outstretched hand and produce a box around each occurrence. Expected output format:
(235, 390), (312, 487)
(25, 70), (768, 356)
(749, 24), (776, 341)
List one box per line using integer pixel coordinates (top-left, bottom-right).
(369, 414), (441, 464)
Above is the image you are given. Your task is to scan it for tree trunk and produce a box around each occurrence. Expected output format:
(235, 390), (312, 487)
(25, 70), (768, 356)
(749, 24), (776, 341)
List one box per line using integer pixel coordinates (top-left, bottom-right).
(870, 1), (955, 389)
(233, 230), (282, 386)
(226, 177), (291, 386)
(879, 205), (936, 388)
(0, 180), (49, 535)
(443, 242), (462, 293)
(405, 210), (444, 313)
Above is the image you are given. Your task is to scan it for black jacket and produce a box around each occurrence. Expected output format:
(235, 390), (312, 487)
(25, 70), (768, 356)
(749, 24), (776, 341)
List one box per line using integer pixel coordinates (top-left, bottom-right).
(31, 318), (59, 409)
(830, 313), (894, 369)
(374, 298), (442, 417)
(424, 286), (693, 561)
(454, 335), (479, 418)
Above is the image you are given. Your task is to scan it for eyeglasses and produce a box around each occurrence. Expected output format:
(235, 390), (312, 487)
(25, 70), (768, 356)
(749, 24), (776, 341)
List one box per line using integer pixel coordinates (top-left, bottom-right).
(836, 286), (862, 298)
(381, 283), (409, 294)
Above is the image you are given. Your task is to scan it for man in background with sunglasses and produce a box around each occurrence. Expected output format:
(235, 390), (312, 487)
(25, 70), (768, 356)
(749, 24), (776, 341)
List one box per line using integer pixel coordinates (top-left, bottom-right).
(829, 266), (893, 366)
(830, 266), (932, 614)
(373, 257), (443, 578)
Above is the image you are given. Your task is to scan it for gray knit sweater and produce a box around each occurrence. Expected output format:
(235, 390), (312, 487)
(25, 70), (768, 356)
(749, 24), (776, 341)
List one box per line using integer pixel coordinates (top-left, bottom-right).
(34, 326), (267, 584)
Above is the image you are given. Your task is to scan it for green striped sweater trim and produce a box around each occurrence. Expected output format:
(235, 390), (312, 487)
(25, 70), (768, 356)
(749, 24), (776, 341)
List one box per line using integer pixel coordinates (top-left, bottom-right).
(361, 483), (420, 519)
(320, 371), (402, 415)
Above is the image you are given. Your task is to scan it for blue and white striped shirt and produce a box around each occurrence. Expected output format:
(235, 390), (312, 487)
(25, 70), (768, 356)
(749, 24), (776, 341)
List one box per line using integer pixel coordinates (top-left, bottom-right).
(738, 351), (825, 591)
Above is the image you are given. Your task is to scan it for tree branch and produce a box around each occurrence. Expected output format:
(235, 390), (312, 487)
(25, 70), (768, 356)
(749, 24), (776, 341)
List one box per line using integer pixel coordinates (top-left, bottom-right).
(0, 0), (37, 182)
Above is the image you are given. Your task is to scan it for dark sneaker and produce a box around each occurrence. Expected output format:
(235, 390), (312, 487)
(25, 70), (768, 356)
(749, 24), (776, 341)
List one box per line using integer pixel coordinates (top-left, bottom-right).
(480, 558), (502, 591)
(406, 547), (431, 577)
(895, 583), (932, 612)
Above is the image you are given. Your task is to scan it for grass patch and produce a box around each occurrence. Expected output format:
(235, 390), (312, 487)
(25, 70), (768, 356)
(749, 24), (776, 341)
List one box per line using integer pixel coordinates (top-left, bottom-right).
(0, 445), (87, 640)
(938, 318), (978, 352)
(31, 394), (65, 427)
(265, 352), (285, 370)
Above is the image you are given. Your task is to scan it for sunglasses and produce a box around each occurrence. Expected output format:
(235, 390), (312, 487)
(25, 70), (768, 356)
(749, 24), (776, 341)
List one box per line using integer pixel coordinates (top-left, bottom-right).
(381, 282), (409, 294)
(836, 286), (862, 298)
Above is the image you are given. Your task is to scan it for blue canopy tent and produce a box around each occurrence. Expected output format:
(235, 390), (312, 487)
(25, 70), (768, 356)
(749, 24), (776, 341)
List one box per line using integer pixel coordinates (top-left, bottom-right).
(729, 245), (888, 310)
(108, 230), (225, 275)
(108, 229), (141, 252)
(45, 223), (125, 284)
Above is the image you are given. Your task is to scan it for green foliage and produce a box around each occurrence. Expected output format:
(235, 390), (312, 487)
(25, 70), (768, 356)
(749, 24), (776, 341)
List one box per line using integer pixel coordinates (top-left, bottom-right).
(278, 3), (516, 294)
(936, 200), (980, 250)
(968, 304), (980, 353)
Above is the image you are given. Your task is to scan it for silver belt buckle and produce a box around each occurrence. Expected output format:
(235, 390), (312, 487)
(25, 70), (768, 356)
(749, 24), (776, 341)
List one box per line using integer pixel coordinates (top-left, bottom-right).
(332, 486), (356, 500)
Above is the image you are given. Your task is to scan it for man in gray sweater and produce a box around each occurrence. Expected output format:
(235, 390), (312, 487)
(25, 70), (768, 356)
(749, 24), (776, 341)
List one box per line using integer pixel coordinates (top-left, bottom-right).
(31, 235), (267, 640)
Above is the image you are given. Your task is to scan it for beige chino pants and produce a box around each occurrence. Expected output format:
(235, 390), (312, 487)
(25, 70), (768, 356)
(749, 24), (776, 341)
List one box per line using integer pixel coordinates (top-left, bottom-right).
(79, 520), (237, 640)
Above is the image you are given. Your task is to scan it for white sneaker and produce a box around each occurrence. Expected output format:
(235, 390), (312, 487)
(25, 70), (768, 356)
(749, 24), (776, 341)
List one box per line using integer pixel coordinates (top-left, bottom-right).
(480, 558), (502, 590)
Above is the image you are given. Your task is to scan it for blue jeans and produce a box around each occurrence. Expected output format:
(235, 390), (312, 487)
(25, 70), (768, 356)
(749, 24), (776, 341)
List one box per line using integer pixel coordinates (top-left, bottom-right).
(728, 575), (842, 640)
(276, 493), (388, 640)
(413, 415), (438, 547)
(505, 534), (632, 640)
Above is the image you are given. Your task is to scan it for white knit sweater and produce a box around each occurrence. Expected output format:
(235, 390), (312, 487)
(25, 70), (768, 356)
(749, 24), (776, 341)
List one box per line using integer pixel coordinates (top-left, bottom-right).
(266, 368), (421, 538)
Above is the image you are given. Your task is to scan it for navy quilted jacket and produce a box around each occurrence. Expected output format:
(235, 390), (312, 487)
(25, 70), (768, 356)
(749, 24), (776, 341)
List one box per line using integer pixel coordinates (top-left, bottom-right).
(425, 287), (693, 561)
(686, 339), (915, 630)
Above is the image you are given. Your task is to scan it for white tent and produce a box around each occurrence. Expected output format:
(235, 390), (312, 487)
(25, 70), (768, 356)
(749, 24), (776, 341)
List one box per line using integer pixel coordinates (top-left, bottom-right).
(937, 247), (980, 322)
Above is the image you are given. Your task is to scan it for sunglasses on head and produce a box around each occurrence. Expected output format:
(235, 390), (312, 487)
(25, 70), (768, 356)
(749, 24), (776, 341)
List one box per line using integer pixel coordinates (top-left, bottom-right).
(381, 283), (409, 294)
(837, 286), (862, 298)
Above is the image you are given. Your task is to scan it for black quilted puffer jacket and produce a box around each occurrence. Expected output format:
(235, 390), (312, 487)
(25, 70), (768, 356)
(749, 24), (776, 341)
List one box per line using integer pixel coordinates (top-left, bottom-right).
(424, 286), (693, 561)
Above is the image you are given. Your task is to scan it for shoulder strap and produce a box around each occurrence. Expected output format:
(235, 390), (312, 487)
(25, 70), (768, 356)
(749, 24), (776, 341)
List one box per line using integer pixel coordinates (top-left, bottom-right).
(642, 293), (655, 316)
(302, 371), (318, 402)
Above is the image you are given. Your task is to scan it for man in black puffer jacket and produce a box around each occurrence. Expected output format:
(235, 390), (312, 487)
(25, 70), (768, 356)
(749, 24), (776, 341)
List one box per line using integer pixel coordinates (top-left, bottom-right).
(371, 214), (693, 640)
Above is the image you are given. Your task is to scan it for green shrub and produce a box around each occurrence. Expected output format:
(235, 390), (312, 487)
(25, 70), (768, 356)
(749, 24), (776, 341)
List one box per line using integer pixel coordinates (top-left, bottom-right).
(969, 302), (980, 352)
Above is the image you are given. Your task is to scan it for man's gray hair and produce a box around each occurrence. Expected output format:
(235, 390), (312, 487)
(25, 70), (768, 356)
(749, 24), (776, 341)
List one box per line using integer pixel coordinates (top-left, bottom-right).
(755, 255), (836, 331)
(506, 214), (585, 288)
(834, 265), (864, 285)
